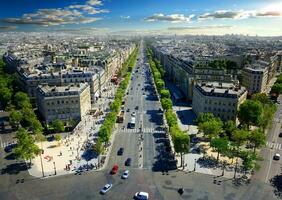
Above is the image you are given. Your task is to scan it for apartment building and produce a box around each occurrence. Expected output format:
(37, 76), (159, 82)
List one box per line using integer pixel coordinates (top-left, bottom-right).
(192, 82), (247, 122)
(36, 83), (91, 123)
(242, 63), (268, 94)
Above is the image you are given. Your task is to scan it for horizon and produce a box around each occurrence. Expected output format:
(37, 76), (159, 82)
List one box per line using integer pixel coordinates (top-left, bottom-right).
(0, 0), (282, 36)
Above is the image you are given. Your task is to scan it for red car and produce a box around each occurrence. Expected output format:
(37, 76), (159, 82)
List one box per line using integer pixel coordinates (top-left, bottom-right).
(110, 164), (119, 174)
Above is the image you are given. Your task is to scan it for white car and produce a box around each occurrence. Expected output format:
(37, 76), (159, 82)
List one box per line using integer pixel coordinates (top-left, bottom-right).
(100, 183), (112, 194)
(131, 112), (136, 117)
(274, 153), (281, 160)
(135, 191), (149, 200)
(122, 170), (129, 179)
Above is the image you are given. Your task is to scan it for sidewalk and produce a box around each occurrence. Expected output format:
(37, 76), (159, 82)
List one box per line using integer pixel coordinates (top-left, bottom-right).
(28, 83), (118, 178)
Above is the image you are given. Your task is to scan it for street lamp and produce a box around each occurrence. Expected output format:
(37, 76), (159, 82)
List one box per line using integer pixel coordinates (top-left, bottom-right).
(222, 161), (227, 176)
(53, 161), (57, 175)
(39, 149), (45, 177)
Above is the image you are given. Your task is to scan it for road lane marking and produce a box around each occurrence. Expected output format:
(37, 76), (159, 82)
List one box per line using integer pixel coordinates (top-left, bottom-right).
(265, 150), (273, 183)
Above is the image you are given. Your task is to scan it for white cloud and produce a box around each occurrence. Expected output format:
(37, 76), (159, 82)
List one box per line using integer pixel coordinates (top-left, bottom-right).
(87, 0), (103, 6)
(1, 0), (107, 26)
(198, 9), (282, 20)
(120, 16), (130, 19)
(145, 13), (194, 23)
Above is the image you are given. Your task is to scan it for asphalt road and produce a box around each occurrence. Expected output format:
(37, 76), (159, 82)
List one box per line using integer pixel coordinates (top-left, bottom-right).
(0, 42), (281, 200)
(107, 41), (175, 172)
(254, 95), (282, 184)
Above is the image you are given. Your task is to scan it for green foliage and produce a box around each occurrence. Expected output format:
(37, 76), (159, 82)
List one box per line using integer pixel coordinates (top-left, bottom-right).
(161, 98), (172, 110)
(248, 129), (266, 152)
(223, 120), (237, 139)
(240, 151), (261, 172)
(195, 59), (238, 70)
(14, 92), (32, 110)
(160, 89), (170, 98)
(54, 134), (62, 141)
(210, 137), (229, 161)
(9, 110), (23, 128)
(165, 109), (178, 127)
(232, 129), (250, 147)
(97, 46), (139, 144)
(147, 47), (189, 154)
(271, 83), (282, 94)
(51, 119), (65, 133)
(198, 118), (223, 139)
(173, 131), (190, 154)
(14, 128), (40, 163)
(194, 113), (216, 125)
(238, 100), (263, 127)
(251, 93), (272, 105)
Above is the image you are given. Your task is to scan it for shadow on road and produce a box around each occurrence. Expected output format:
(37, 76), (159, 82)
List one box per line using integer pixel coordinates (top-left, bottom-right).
(1, 162), (28, 175)
(4, 152), (16, 160)
(270, 174), (282, 198)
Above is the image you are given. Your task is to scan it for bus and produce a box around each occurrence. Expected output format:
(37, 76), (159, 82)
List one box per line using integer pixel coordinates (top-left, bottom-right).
(129, 117), (136, 129)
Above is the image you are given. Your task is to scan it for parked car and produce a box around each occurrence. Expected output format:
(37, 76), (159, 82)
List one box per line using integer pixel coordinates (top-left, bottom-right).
(117, 147), (124, 156)
(4, 143), (17, 153)
(279, 132), (282, 137)
(135, 106), (139, 110)
(110, 164), (119, 174)
(122, 170), (129, 179)
(100, 183), (112, 194)
(274, 153), (281, 160)
(125, 158), (132, 166)
(134, 191), (149, 200)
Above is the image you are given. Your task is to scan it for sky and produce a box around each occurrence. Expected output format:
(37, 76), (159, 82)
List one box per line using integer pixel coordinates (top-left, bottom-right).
(0, 0), (282, 36)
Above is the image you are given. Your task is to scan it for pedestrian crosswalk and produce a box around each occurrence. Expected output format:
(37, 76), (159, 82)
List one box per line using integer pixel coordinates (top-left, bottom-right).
(118, 128), (165, 133)
(266, 141), (282, 150)
(0, 141), (17, 149)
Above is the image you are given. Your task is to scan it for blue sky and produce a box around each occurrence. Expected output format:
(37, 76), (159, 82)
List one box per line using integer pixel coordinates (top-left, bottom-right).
(0, 0), (282, 35)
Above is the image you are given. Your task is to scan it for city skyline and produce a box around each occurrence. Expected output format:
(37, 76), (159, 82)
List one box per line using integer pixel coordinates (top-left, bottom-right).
(0, 0), (281, 36)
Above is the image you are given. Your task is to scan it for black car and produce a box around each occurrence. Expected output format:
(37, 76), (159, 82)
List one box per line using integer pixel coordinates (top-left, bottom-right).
(279, 132), (282, 137)
(4, 143), (17, 153)
(125, 158), (132, 166)
(117, 147), (124, 155)
(135, 106), (139, 110)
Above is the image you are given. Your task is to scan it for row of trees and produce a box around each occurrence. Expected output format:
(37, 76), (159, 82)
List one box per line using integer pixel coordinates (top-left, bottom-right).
(195, 59), (238, 70)
(96, 47), (139, 154)
(271, 73), (282, 95)
(238, 93), (277, 131)
(147, 48), (190, 167)
(0, 59), (19, 109)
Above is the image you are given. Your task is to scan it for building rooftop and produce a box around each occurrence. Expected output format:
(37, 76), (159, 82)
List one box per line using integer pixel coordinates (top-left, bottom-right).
(37, 83), (89, 97)
(195, 82), (246, 98)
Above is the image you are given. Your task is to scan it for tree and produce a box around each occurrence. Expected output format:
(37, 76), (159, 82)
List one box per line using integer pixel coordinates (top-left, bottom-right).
(238, 100), (263, 128)
(0, 86), (12, 108)
(252, 93), (272, 105)
(54, 134), (62, 146)
(160, 89), (170, 98)
(14, 128), (40, 166)
(9, 110), (23, 128)
(259, 103), (276, 132)
(198, 118), (223, 139)
(240, 151), (261, 174)
(14, 92), (32, 110)
(210, 137), (229, 162)
(248, 129), (266, 152)
(194, 113), (215, 125)
(51, 119), (65, 132)
(271, 83), (282, 94)
(161, 98), (172, 111)
(95, 139), (105, 155)
(223, 120), (237, 139)
(156, 79), (165, 91)
(165, 109), (178, 127)
(231, 129), (250, 178)
(173, 132), (190, 168)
